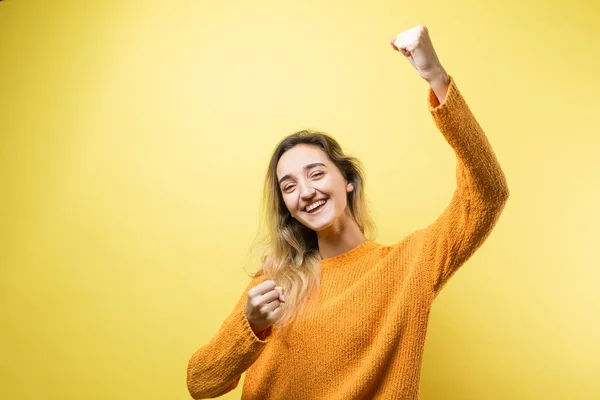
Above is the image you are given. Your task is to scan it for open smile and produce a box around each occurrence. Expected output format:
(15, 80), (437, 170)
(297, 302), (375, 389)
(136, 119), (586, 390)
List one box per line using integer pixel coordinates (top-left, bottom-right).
(304, 199), (328, 215)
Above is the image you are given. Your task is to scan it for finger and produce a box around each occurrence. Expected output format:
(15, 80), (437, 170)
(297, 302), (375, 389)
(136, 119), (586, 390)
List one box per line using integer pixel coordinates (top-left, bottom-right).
(262, 299), (281, 313)
(390, 38), (399, 51)
(267, 306), (283, 322)
(259, 288), (282, 305)
(249, 279), (276, 297)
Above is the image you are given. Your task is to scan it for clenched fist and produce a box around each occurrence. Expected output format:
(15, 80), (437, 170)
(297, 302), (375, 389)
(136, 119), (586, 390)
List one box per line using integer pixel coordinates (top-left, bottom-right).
(245, 279), (285, 336)
(390, 25), (447, 83)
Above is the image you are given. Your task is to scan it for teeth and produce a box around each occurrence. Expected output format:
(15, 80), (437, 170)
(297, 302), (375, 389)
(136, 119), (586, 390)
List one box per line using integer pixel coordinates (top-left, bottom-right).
(306, 200), (326, 212)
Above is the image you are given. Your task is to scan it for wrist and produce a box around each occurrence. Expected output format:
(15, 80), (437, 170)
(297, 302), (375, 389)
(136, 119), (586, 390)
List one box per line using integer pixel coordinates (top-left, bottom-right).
(256, 326), (272, 340)
(427, 68), (450, 104)
(424, 67), (449, 85)
(249, 322), (260, 335)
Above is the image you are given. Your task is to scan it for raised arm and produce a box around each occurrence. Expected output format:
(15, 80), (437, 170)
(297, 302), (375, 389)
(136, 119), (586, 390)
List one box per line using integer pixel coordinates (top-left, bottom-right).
(421, 75), (509, 294)
(391, 25), (509, 294)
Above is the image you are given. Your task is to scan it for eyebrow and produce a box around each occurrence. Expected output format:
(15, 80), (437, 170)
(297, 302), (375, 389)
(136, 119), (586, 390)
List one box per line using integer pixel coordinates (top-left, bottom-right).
(278, 162), (327, 186)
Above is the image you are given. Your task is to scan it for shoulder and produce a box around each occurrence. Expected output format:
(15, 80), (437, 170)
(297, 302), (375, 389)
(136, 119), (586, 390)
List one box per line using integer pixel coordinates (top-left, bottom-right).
(377, 229), (428, 260)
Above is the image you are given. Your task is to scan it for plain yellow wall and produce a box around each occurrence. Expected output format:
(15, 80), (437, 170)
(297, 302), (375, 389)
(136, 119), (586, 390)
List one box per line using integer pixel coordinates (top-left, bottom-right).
(1, 0), (599, 399)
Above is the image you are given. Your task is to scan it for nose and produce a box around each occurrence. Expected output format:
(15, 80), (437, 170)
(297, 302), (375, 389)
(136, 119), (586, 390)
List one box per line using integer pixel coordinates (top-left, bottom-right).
(299, 181), (316, 200)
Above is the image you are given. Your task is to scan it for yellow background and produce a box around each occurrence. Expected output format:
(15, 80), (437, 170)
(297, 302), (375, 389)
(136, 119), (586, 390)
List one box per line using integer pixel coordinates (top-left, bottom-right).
(1, 0), (599, 399)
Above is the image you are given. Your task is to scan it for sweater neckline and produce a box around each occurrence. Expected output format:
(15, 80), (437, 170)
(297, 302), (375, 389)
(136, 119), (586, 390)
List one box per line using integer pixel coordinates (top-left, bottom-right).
(320, 240), (378, 268)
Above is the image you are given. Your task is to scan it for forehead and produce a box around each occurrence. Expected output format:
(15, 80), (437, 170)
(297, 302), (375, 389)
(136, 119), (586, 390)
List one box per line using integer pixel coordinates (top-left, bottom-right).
(276, 144), (328, 178)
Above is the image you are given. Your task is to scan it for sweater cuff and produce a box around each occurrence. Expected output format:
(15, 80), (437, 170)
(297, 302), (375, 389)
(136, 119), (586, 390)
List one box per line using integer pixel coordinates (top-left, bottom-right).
(427, 74), (460, 113)
(237, 307), (273, 344)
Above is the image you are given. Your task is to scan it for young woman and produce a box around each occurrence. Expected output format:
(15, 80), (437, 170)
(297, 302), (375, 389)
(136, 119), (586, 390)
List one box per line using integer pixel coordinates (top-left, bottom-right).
(187, 25), (509, 399)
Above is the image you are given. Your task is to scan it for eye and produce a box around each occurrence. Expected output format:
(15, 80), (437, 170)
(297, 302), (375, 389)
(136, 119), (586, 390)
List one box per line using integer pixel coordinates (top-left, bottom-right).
(282, 172), (323, 192)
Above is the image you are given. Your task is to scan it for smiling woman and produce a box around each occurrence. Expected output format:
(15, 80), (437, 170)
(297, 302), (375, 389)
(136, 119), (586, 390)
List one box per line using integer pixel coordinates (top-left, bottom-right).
(258, 130), (377, 324)
(186, 25), (510, 400)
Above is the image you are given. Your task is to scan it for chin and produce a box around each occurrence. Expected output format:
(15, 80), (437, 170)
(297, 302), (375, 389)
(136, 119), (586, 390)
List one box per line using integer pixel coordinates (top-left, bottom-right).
(305, 218), (334, 232)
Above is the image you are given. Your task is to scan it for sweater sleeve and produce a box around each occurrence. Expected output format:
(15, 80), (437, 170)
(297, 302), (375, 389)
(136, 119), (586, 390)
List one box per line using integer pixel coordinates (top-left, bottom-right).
(186, 273), (272, 399)
(421, 75), (510, 295)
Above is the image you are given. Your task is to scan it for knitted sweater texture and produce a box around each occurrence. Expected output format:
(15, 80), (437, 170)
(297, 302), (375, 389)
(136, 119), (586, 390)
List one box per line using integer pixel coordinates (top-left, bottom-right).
(187, 76), (510, 399)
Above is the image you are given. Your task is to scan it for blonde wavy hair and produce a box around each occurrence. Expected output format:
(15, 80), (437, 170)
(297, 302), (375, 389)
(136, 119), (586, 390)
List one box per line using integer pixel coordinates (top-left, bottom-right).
(244, 129), (376, 334)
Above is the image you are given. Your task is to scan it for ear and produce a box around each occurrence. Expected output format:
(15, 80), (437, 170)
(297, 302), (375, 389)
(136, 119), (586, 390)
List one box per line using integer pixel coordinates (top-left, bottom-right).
(346, 181), (354, 192)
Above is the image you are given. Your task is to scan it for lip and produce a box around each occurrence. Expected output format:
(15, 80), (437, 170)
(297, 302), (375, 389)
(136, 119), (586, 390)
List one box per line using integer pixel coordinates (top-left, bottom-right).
(304, 199), (328, 215)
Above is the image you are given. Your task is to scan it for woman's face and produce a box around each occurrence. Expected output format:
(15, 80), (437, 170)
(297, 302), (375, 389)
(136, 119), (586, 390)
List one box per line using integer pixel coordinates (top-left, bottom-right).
(276, 144), (354, 232)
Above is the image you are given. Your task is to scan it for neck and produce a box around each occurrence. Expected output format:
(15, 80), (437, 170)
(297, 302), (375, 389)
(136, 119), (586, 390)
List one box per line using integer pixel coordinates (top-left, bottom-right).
(316, 207), (367, 259)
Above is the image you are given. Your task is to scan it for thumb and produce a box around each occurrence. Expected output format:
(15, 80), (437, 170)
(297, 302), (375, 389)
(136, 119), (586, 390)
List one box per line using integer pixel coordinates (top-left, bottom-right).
(390, 38), (412, 57)
(275, 286), (285, 302)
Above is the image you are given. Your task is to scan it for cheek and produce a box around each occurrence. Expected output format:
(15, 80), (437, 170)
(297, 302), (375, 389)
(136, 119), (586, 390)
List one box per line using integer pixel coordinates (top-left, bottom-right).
(316, 177), (335, 193)
(334, 184), (350, 208)
(282, 195), (297, 213)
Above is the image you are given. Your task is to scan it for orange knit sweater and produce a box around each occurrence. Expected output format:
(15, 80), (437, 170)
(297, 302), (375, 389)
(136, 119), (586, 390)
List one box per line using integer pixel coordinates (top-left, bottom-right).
(187, 76), (510, 399)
